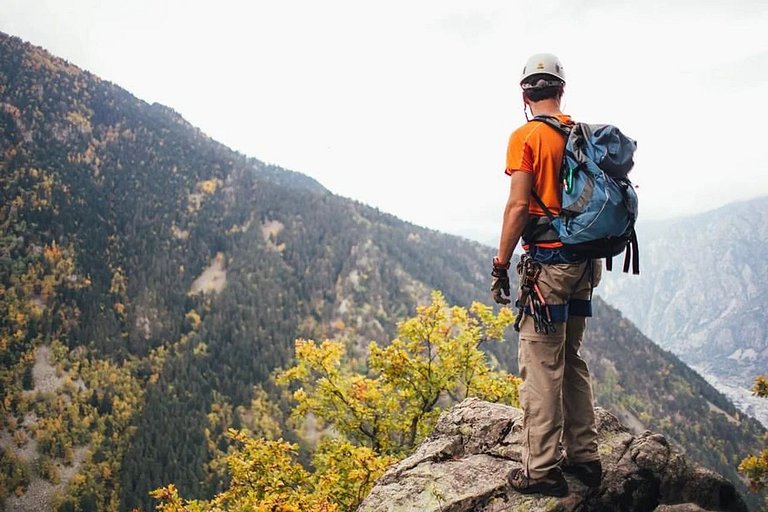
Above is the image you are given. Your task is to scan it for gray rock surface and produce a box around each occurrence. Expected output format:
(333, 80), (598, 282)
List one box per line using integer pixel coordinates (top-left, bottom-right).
(358, 398), (747, 512)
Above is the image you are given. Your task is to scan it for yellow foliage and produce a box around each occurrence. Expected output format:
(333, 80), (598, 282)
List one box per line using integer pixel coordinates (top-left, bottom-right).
(110, 268), (127, 295)
(241, 386), (283, 441)
(753, 375), (768, 398)
(13, 429), (28, 447)
(185, 309), (202, 331)
(740, 375), (768, 493)
(66, 110), (92, 132)
(154, 434), (340, 512)
(739, 448), (768, 491)
(14, 312), (27, 326)
(43, 241), (62, 264)
(311, 437), (395, 509)
(279, 292), (518, 456)
(197, 179), (220, 195)
(151, 484), (190, 512)
(156, 292), (517, 511)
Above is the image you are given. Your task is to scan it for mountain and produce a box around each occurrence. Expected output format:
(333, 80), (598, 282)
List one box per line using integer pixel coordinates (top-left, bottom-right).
(0, 32), (502, 512)
(599, 198), (768, 427)
(0, 32), (764, 511)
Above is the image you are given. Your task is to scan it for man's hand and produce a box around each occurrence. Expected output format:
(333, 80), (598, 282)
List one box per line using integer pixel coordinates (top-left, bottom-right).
(491, 258), (511, 304)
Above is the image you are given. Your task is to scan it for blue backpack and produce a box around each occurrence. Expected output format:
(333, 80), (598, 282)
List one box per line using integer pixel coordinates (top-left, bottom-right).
(527, 115), (639, 274)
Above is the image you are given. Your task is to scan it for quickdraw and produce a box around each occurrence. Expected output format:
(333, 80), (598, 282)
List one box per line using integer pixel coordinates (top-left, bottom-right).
(513, 255), (557, 334)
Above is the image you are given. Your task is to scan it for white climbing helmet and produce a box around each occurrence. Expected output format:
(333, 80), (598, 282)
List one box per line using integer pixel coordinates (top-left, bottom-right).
(520, 53), (565, 89)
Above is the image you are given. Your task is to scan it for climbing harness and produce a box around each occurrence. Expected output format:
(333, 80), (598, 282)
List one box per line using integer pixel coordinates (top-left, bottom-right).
(513, 255), (557, 334)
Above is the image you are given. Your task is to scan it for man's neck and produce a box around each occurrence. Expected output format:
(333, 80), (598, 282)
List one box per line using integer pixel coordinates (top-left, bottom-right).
(529, 98), (563, 117)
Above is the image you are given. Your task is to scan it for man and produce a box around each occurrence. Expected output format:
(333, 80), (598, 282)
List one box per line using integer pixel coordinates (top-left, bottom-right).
(492, 53), (602, 497)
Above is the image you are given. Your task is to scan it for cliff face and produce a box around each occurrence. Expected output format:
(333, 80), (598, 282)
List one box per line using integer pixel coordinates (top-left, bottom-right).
(359, 398), (746, 512)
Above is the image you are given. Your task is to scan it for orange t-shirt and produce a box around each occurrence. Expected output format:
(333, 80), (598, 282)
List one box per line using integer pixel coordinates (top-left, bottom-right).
(505, 114), (571, 247)
(505, 114), (571, 215)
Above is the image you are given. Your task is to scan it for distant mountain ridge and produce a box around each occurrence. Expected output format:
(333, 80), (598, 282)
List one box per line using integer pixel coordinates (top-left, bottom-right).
(0, 31), (764, 511)
(599, 196), (768, 426)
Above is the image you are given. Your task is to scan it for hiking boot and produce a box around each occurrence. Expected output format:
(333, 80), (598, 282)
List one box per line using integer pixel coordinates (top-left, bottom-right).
(508, 467), (568, 497)
(562, 459), (602, 487)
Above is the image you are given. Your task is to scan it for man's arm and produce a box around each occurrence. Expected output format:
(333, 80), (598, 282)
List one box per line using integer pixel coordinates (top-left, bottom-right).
(496, 170), (533, 265)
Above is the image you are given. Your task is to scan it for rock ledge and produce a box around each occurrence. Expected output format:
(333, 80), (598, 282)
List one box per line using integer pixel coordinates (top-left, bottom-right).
(358, 398), (746, 512)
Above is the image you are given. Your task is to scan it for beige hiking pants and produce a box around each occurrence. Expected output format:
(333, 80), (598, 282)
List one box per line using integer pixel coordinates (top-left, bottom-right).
(517, 259), (602, 479)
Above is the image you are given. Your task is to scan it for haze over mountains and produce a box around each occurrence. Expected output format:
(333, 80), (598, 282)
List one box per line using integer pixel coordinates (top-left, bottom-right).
(0, 32), (765, 511)
(599, 197), (768, 427)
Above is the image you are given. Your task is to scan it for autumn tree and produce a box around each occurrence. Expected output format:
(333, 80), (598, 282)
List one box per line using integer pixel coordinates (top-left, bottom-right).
(278, 291), (519, 456)
(739, 375), (768, 494)
(153, 291), (518, 511)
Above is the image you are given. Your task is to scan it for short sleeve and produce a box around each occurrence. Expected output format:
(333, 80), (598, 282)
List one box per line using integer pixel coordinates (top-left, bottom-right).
(505, 130), (534, 176)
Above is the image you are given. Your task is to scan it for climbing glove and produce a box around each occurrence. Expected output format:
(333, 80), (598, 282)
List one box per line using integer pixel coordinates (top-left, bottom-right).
(491, 257), (511, 305)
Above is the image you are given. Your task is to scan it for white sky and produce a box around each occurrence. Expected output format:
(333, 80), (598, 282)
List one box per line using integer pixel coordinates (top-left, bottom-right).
(2, 0), (768, 244)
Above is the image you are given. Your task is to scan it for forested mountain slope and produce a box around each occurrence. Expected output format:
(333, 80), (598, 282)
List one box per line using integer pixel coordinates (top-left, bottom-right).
(0, 32), (492, 512)
(0, 32), (763, 511)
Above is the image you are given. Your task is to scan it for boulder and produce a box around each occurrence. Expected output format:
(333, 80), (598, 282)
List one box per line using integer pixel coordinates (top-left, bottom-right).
(358, 398), (747, 512)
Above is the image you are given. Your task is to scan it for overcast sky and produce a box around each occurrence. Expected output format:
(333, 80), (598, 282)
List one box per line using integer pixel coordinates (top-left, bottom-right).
(2, 1), (767, 244)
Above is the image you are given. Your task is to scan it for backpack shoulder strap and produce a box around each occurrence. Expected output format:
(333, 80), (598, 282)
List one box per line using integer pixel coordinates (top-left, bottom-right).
(531, 115), (572, 137)
(530, 189), (557, 223)
(527, 116), (572, 218)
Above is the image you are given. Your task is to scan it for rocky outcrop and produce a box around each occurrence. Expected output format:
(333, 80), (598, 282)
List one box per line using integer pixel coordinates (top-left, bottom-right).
(358, 398), (747, 512)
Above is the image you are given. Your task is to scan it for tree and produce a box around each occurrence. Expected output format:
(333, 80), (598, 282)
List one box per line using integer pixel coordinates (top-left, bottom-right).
(153, 433), (341, 512)
(153, 291), (518, 511)
(739, 375), (768, 492)
(278, 291), (519, 456)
